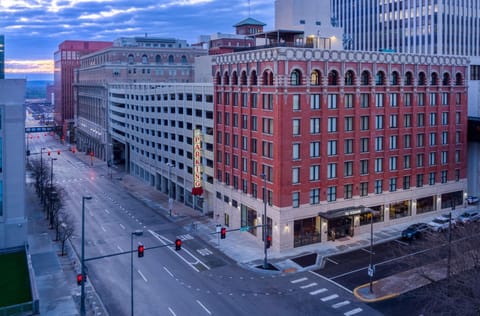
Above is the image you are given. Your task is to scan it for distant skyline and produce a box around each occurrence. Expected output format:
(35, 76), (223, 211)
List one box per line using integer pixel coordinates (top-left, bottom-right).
(1, 0), (275, 81)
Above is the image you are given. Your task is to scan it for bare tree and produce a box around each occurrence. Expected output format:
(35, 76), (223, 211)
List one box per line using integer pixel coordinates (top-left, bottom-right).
(49, 186), (65, 231)
(27, 158), (49, 201)
(58, 212), (75, 256)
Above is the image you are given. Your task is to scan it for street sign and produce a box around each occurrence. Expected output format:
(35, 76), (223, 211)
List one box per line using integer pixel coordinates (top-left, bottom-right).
(240, 226), (250, 232)
(368, 265), (375, 277)
(215, 224), (221, 233)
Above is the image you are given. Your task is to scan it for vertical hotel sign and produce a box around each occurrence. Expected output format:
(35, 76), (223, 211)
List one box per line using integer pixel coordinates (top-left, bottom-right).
(192, 129), (204, 196)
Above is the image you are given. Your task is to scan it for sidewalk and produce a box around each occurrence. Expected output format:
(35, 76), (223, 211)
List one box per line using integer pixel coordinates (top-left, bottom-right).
(26, 175), (106, 316)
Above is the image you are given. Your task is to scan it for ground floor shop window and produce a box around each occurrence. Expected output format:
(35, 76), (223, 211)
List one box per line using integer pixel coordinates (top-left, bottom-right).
(416, 196), (435, 214)
(294, 217), (321, 247)
(441, 191), (463, 209)
(359, 206), (384, 226)
(389, 200), (411, 219)
(241, 204), (257, 236)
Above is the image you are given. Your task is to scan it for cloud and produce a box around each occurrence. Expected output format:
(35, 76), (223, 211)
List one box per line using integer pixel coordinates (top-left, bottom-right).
(5, 60), (54, 74)
(1, 0), (275, 76)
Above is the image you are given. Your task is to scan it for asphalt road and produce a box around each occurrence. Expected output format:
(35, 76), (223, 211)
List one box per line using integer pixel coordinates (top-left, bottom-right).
(29, 137), (381, 316)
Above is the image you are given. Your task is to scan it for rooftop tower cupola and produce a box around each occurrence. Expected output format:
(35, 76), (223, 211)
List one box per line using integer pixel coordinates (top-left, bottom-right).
(233, 18), (266, 35)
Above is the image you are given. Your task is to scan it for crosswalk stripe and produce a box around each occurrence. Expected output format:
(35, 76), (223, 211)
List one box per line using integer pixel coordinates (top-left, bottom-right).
(321, 294), (339, 302)
(344, 308), (363, 316)
(300, 283), (317, 289)
(290, 277), (308, 284)
(309, 288), (327, 295)
(332, 301), (350, 309)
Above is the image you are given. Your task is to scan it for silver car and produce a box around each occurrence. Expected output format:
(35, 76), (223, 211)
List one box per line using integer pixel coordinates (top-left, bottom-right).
(456, 210), (480, 224)
(427, 217), (456, 232)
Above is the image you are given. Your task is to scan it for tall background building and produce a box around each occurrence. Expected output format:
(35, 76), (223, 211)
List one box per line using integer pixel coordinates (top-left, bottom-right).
(275, 0), (480, 217)
(54, 40), (113, 143)
(0, 79), (27, 249)
(0, 35), (5, 79)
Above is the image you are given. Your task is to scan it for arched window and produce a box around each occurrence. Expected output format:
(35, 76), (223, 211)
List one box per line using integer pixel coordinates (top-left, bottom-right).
(311, 70), (321, 85)
(361, 71), (370, 85)
(455, 73), (463, 86)
(155, 55), (161, 64)
(328, 70), (339, 85)
(181, 55), (187, 64)
(290, 69), (302, 85)
(390, 71), (399, 85)
(240, 71), (248, 85)
(405, 72), (413, 85)
(345, 70), (355, 85)
(375, 71), (385, 85)
(223, 71), (229, 85)
(430, 72), (438, 85)
(418, 72), (426, 85)
(168, 55), (174, 64)
(250, 70), (258, 85)
(128, 54), (134, 64)
(231, 71), (238, 85)
(215, 72), (221, 85)
(442, 73), (450, 86)
(141, 54), (148, 64)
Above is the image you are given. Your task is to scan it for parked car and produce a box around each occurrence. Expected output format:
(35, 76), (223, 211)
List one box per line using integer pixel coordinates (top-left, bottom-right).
(466, 196), (479, 204)
(401, 223), (429, 240)
(427, 217), (456, 232)
(456, 210), (480, 224)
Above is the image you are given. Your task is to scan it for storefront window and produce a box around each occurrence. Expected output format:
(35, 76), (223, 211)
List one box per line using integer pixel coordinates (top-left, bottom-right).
(359, 206), (384, 226)
(389, 200), (411, 219)
(294, 217), (321, 248)
(441, 191), (463, 209)
(417, 196), (435, 214)
(241, 204), (257, 236)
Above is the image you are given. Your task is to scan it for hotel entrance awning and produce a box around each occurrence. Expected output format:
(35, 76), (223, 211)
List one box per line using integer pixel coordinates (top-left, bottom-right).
(318, 206), (373, 220)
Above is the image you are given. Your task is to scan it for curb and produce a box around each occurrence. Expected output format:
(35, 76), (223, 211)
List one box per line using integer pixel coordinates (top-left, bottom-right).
(353, 281), (399, 303)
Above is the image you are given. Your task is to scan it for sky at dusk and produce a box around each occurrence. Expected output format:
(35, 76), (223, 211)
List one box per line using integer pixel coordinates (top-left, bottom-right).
(1, 0), (275, 80)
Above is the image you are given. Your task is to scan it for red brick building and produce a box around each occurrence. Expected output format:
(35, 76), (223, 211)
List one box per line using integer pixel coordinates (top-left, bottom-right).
(54, 40), (112, 143)
(213, 45), (468, 250)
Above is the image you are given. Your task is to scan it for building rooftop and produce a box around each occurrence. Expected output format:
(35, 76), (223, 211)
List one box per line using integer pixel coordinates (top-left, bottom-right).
(233, 17), (266, 27)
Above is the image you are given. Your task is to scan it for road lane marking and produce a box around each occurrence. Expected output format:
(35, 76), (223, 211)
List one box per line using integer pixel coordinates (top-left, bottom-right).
(395, 239), (410, 246)
(149, 230), (210, 272)
(321, 294), (339, 302)
(326, 257), (339, 265)
(168, 307), (176, 316)
(137, 269), (148, 282)
(196, 300), (211, 315)
(163, 266), (174, 278)
(309, 271), (353, 294)
(300, 282), (317, 289)
(344, 308), (363, 316)
(119, 223), (125, 230)
(309, 288), (327, 295)
(117, 245), (123, 252)
(332, 300), (350, 308)
(104, 209), (110, 214)
(101, 225), (106, 232)
(291, 277), (308, 284)
(361, 248), (374, 254)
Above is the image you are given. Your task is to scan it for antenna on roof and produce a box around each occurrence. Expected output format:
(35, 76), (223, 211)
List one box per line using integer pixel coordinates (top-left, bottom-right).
(248, 0), (251, 17)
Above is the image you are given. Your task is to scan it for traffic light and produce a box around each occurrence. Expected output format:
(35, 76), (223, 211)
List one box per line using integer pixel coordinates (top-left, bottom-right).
(266, 235), (272, 249)
(175, 239), (182, 251)
(57, 150), (61, 155)
(47, 151), (51, 156)
(138, 244), (144, 257)
(76, 273), (83, 286)
(220, 227), (226, 239)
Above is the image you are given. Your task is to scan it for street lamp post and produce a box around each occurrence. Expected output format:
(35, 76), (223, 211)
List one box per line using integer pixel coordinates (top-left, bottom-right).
(131, 230), (143, 316)
(167, 163), (173, 216)
(49, 158), (57, 219)
(261, 173), (268, 269)
(369, 210), (374, 293)
(80, 196), (92, 316)
(40, 147), (46, 203)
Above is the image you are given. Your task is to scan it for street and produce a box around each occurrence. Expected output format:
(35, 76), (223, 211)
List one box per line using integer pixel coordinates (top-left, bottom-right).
(28, 136), (380, 316)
